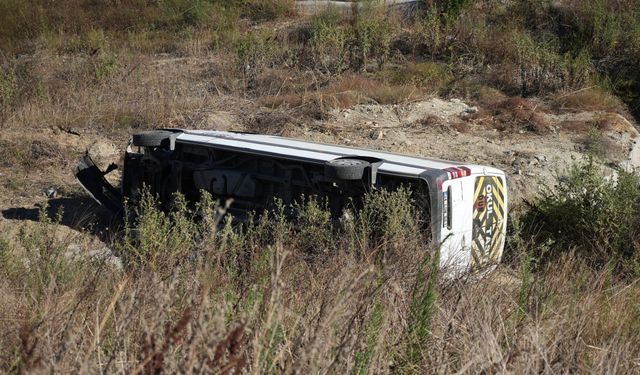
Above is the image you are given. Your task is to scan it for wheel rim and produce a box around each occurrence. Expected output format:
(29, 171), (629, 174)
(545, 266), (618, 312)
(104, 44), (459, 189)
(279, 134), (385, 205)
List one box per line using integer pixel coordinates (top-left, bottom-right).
(332, 159), (365, 166)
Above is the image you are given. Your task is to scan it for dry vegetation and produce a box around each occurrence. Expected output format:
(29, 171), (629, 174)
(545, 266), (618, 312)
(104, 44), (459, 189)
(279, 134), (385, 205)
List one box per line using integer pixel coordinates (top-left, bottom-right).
(1, 0), (640, 373)
(2, 173), (640, 373)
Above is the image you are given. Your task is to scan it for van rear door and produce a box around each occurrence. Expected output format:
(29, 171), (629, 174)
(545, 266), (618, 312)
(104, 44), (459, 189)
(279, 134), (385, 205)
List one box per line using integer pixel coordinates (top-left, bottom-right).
(471, 175), (507, 268)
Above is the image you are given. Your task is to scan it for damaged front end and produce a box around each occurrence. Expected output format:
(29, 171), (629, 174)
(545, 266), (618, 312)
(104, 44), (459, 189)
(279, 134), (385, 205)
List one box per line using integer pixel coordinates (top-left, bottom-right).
(74, 153), (123, 212)
(74, 130), (180, 213)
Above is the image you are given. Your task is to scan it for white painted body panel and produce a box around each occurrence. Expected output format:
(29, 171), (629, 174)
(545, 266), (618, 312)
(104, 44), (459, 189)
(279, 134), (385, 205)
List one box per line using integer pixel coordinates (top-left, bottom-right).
(177, 130), (504, 177)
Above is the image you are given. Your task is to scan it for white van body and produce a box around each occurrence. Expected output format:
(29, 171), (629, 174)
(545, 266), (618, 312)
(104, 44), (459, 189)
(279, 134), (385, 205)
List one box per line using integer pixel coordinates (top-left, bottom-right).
(76, 129), (508, 271)
(176, 130), (508, 270)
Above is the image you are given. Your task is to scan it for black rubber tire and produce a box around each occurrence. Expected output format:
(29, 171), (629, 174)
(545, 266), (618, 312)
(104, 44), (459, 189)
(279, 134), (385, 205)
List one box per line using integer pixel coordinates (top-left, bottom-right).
(132, 131), (174, 147)
(325, 158), (370, 180)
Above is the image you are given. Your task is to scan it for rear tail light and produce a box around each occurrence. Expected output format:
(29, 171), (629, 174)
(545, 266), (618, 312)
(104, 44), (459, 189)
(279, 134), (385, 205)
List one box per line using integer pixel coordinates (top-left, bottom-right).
(445, 166), (471, 179)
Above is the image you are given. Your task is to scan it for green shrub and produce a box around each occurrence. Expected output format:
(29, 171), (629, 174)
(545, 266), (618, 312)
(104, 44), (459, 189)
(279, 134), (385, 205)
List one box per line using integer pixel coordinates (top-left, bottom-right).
(234, 30), (280, 87)
(353, 301), (384, 375)
(351, 187), (421, 260)
(404, 247), (439, 364)
(160, 0), (214, 27)
(244, 0), (294, 21)
(387, 61), (453, 92)
(511, 32), (565, 95)
(120, 188), (198, 273)
(93, 52), (119, 82)
(562, 48), (595, 90)
(444, 0), (474, 19)
(210, 4), (242, 49)
(293, 198), (333, 257)
(0, 68), (17, 117)
(556, 0), (640, 115)
(350, 5), (393, 71)
(3, 204), (97, 301)
(526, 160), (640, 273)
(413, 5), (447, 58)
(585, 125), (605, 159)
(307, 4), (394, 73)
(308, 6), (351, 74)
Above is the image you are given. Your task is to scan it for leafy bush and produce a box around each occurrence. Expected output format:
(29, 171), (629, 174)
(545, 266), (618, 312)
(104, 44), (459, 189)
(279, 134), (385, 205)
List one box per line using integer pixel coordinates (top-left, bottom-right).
(350, 187), (422, 261)
(412, 5), (448, 58)
(404, 248), (439, 364)
(120, 189), (198, 273)
(525, 160), (640, 273)
(234, 30), (280, 88)
(308, 6), (351, 74)
(292, 198), (333, 257)
(350, 5), (394, 71)
(0, 68), (16, 119)
(442, 0), (474, 19)
(93, 52), (119, 83)
(554, 0), (640, 115)
(306, 4), (394, 74)
(386, 61), (453, 92)
(210, 3), (242, 49)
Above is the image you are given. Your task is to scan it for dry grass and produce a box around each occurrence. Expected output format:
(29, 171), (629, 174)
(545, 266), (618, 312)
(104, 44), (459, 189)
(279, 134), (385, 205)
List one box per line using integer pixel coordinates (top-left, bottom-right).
(488, 97), (551, 133)
(385, 62), (453, 93)
(1, 50), (232, 135)
(1, 199), (639, 373)
(552, 88), (625, 113)
(261, 74), (421, 119)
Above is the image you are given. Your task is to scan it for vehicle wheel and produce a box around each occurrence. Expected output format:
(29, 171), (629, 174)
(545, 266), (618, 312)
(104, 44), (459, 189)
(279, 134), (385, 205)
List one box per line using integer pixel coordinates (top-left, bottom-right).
(132, 131), (174, 147)
(325, 158), (370, 180)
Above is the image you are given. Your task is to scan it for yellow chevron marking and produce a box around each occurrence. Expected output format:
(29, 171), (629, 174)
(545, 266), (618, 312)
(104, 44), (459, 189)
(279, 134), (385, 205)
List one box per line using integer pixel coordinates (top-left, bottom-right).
(470, 246), (482, 267)
(494, 184), (505, 211)
(493, 202), (503, 222)
(494, 177), (504, 196)
(474, 177), (485, 199)
(491, 224), (502, 248)
(477, 207), (486, 222)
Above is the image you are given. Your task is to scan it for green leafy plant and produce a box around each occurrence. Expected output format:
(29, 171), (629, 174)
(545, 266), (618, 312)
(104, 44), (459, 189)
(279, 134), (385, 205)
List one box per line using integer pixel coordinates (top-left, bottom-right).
(350, 5), (393, 71)
(94, 52), (119, 82)
(234, 30), (279, 87)
(526, 160), (640, 273)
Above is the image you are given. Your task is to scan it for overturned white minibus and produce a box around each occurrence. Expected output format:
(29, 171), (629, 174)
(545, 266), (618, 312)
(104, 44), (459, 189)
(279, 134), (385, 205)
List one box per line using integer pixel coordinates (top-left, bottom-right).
(76, 129), (507, 271)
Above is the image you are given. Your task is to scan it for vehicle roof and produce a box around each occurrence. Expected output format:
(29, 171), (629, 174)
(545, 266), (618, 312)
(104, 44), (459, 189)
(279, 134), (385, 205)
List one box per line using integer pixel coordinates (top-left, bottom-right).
(176, 130), (504, 178)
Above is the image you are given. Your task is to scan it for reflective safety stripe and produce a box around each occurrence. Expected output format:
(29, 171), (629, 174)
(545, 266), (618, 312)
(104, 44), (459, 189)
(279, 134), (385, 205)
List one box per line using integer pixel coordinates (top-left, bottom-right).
(471, 176), (506, 269)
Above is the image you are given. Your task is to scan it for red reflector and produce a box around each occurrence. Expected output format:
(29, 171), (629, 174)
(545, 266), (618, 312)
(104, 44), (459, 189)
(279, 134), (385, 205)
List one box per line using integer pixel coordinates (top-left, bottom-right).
(437, 178), (442, 191)
(445, 167), (461, 179)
